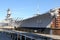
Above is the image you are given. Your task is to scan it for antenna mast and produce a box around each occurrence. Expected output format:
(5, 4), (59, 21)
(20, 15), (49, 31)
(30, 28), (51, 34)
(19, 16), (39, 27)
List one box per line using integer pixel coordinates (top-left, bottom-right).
(37, 0), (40, 14)
(35, 0), (40, 16)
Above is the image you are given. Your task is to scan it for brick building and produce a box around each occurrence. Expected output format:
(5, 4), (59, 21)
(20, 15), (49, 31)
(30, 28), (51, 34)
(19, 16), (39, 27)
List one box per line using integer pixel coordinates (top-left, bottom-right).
(51, 8), (60, 35)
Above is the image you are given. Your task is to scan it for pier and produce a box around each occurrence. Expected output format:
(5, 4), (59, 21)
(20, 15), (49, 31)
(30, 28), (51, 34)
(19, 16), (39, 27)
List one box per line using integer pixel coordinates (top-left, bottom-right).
(0, 29), (60, 40)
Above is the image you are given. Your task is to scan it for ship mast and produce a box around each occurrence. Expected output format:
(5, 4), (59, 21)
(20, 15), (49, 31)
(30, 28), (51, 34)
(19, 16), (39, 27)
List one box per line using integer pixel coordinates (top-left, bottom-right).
(36, 0), (40, 14)
(7, 9), (11, 18)
(6, 8), (11, 20)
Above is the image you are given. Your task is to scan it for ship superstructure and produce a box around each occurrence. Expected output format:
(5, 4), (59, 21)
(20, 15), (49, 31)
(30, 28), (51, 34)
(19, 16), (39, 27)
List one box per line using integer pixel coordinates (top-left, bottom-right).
(0, 9), (14, 29)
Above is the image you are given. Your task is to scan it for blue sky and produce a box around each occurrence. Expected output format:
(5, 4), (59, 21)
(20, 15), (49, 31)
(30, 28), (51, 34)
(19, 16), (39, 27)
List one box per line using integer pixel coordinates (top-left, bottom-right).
(0, 0), (60, 20)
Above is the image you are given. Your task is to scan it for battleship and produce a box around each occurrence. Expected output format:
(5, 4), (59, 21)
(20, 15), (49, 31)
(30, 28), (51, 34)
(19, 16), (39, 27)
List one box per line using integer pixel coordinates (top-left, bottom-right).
(0, 7), (60, 40)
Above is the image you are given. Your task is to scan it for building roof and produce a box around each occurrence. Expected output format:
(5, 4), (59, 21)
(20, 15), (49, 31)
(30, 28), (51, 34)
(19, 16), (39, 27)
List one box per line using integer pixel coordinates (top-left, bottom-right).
(19, 12), (53, 28)
(16, 7), (60, 28)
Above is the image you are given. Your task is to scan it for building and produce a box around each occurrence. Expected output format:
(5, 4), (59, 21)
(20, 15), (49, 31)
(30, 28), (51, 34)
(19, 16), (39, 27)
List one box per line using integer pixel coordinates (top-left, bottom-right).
(15, 8), (60, 35)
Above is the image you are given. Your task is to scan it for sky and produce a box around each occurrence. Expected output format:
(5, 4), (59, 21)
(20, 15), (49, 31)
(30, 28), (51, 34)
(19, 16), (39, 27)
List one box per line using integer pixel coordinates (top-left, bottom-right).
(0, 0), (60, 20)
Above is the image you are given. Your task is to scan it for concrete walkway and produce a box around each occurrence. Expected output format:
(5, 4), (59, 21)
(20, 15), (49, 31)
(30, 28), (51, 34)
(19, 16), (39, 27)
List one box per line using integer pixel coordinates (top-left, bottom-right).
(0, 29), (60, 40)
(34, 33), (60, 39)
